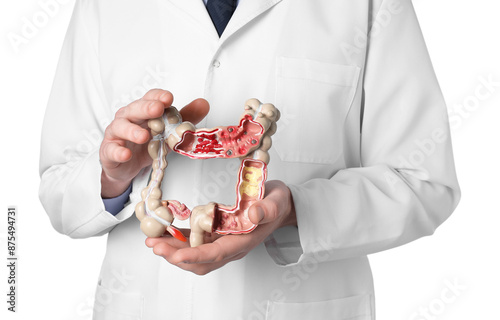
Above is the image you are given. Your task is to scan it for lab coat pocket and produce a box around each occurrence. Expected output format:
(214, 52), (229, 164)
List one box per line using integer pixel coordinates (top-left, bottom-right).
(266, 294), (373, 320)
(274, 57), (360, 164)
(92, 284), (144, 320)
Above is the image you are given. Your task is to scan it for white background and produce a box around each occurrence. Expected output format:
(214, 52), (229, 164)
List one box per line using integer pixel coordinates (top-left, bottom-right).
(0, 0), (498, 319)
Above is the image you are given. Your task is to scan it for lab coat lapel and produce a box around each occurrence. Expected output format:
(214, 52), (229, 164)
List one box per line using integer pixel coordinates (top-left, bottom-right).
(165, 0), (283, 42)
(221, 0), (283, 42)
(166, 0), (219, 39)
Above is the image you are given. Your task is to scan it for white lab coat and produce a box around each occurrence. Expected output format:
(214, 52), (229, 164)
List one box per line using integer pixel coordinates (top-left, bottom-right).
(39, 0), (461, 319)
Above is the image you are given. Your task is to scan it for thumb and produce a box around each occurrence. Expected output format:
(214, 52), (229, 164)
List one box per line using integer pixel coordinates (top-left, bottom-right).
(248, 200), (280, 225)
(179, 98), (210, 125)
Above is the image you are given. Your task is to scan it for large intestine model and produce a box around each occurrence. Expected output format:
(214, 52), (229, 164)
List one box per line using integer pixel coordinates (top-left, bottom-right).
(134, 99), (280, 247)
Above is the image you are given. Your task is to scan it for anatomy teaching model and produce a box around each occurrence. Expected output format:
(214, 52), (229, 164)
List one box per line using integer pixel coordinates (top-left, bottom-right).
(135, 99), (280, 247)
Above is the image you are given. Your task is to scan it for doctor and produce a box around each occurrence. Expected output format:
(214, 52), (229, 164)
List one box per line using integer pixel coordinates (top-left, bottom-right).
(39, 0), (461, 319)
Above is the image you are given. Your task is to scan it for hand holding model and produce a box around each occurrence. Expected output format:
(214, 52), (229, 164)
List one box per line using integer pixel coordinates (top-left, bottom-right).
(100, 89), (297, 274)
(99, 89), (209, 198)
(136, 97), (287, 247)
(146, 180), (296, 275)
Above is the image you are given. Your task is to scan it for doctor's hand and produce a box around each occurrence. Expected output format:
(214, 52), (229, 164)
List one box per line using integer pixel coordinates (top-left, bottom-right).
(145, 180), (297, 275)
(99, 89), (209, 198)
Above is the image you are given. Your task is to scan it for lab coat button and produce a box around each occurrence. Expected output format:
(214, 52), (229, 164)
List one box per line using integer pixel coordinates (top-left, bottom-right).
(213, 60), (221, 68)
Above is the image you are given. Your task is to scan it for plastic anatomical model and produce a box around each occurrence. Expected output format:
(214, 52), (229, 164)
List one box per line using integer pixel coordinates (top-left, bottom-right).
(135, 99), (280, 247)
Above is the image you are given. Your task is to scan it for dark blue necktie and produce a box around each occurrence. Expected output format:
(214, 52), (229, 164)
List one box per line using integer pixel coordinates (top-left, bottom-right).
(206, 0), (236, 37)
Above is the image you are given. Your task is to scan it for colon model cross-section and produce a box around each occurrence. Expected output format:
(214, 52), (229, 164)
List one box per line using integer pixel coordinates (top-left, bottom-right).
(134, 99), (280, 247)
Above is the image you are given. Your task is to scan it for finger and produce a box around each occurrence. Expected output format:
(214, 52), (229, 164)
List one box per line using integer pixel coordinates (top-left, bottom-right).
(248, 190), (282, 225)
(100, 141), (132, 166)
(179, 98), (210, 125)
(151, 242), (180, 263)
(145, 236), (168, 248)
(171, 236), (246, 264)
(142, 89), (173, 105)
(116, 99), (167, 124)
(249, 180), (292, 225)
(105, 118), (150, 145)
(175, 252), (247, 276)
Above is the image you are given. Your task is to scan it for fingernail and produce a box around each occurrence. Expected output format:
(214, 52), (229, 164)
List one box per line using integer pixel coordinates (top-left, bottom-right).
(159, 91), (169, 101)
(256, 207), (265, 223)
(134, 129), (142, 139)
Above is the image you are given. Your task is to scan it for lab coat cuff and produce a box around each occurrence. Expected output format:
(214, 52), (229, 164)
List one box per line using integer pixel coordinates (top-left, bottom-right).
(264, 183), (316, 266)
(65, 149), (135, 238)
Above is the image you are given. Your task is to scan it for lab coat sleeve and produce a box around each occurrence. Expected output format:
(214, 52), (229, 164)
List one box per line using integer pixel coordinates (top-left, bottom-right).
(39, 0), (135, 238)
(265, 0), (461, 265)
